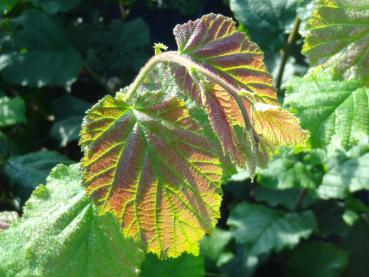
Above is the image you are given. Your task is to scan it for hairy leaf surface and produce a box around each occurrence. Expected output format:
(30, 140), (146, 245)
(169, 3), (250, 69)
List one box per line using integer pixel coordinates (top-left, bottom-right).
(318, 144), (369, 199)
(285, 71), (369, 150)
(80, 91), (223, 258)
(227, 203), (317, 255)
(171, 13), (307, 172)
(0, 164), (144, 277)
(303, 0), (369, 84)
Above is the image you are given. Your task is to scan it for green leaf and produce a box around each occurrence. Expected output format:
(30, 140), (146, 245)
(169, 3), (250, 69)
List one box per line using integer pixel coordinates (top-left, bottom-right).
(0, 96), (26, 127)
(257, 148), (325, 190)
(227, 203), (316, 255)
(0, 0), (19, 14)
(303, 0), (369, 84)
(51, 116), (83, 147)
(141, 254), (204, 277)
(3, 150), (72, 202)
(313, 200), (348, 237)
(253, 186), (315, 210)
(87, 18), (150, 76)
(0, 131), (18, 163)
(0, 211), (18, 231)
(172, 13), (307, 174)
(317, 144), (369, 199)
(285, 242), (348, 277)
(0, 10), (82, 87)
(200, 229), (233, 269)
(230, 0), (298, 51)
(341, 219), (369, 277)
(32, 0), (80, 14)
(80, 87), (223, 258)
(0, 164), (144, 276)
(285, 71), (369, 150)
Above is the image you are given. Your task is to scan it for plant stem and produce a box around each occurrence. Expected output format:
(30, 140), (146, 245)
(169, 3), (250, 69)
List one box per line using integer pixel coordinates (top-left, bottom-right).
(294, 188), (308, 211)
(275, 17), (301, 92)
(125, 51), (258, 142)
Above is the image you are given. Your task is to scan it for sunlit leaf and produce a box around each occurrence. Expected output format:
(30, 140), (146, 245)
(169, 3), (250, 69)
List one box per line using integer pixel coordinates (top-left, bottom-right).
(303, 0), (369, 84)
(172, 13), (307, 173)
(80, 90), (223, 258)
(0, 164), (144, 276)
(285, 71), (369, 150)
(227, 203), (317, 255)
(0, 211), (18, 231)
(317, 144), (369, 199)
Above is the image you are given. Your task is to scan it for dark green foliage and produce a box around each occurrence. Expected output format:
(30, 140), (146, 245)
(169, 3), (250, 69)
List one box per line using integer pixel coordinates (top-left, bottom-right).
(0, 0), (368, 276)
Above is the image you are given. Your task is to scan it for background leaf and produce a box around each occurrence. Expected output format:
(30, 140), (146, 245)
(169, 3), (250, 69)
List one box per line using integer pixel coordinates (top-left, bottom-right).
(141, 254), (204, 277)
(285, 242), (348, 277)
(303, 0), (369, 84)
(0, 10), (82, 87)
(230, 0), (298, 51)
(318, 144), (369, 199)
(227, 202), (317, 255)
(0, 96), (26, 127)
(2, 150), (72, 203)
(32, 0), (80, 14)
(0, 164), (144, 276)
(285, 71), (369, 150)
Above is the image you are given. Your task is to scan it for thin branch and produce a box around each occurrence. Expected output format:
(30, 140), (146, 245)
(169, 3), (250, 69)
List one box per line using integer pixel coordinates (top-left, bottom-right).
(275, 17), (301, 92)
(294, 188), (308, 211)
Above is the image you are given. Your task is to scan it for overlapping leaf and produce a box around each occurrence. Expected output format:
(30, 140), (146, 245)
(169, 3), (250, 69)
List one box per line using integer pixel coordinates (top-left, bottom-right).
(227, 203), (316, 255)
(303, 0), (369, 84)
(171, 13), (307, 172)
(285, 71), (369, 150)
(0, 164), (144, 276)
(80, 90), (223, 258)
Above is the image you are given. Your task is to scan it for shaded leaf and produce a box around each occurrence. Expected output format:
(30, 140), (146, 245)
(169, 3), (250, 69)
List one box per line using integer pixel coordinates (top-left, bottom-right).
(51, 116), (83, 147)
(3, 150), (72, 203)
(87, 18), (150, 76)
(0, 0), (19, 14)
(0, 164), (144, 276)
(149, 0), (205, 15)
(200, 228), (233, 269)
(80, 90), (223, 258)
(341, 219), (369, 277)
(285, 242), (348, 277)
(0, 96), (26, 127)
(285, 71), (369, 150)
(253, 186), (315, 210)
(141, 254), (204, 277)
(32, 0), (80, 14)
(318, 144), (369, 199)
(303, 0), (369, 84)
(227, 203), (316, 255)
(0, 10), (82, 87)
(313, 200), (348, 237)
(230, 0), (298, 51)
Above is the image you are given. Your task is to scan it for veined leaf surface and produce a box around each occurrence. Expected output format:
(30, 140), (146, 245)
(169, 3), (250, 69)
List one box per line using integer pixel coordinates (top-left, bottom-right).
(171, 13), (307, 172)
(80, 91), (223, 258)
(285, 71), (369, 150)
(303, 0), (369, 84)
